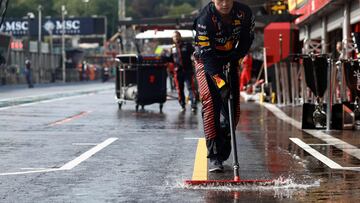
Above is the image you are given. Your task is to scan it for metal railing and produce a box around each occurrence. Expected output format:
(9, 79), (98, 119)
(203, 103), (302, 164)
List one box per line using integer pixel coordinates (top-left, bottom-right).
(272, 58), (306, 107)
(0, 50), (95, 85)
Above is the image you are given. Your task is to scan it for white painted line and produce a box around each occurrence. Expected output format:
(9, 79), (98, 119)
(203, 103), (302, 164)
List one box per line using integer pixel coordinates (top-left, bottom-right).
(0, 88), (113, 103)
(259, 102), (360, 161)
(0, 94), (92, 111)
(184, 137), (201, 140)
(60, 137), (118, 170)
(290, 138), (360, 171)
(303, 130), (360, 160)
(0, 168), (61, 176)
(72, 143), (98, 146)
(290, 138), (342, 169)
(308, 143), (333, 146)
(0, 137), (118, 176)
(260, 102), (302, 129)
(340, 167), (360, 171)
(0, 88), (113, 111)
(20, 168), (48, 170)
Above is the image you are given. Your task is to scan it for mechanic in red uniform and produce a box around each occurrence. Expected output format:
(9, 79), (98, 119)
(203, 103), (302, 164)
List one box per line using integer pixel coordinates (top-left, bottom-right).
(240, 54), (253, 91)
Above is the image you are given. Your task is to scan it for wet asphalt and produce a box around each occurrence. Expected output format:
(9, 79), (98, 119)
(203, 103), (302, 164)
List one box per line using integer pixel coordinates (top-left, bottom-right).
(0, 81), (360, 202)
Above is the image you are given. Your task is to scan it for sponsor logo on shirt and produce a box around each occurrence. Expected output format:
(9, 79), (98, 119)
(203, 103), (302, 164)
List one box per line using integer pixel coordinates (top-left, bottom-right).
(198, 35), (209, 41)
(197, 24), (206, 29)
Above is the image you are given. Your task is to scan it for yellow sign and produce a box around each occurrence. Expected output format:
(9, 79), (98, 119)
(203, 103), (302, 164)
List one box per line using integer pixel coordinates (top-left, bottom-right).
(288, 0), (307, 11)
(272, 4), (287, 11)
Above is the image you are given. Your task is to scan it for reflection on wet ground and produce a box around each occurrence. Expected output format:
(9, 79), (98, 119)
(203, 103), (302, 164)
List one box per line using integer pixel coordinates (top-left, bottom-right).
(278, 105), (360, 202)
(117, 107), (199, 130)
(116, 97), (360, 202)
(187, 101), (360, 202)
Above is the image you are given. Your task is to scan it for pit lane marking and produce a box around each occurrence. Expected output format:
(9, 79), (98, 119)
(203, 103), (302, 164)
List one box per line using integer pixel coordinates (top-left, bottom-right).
(0, 138), (118, 176)
(290, 138), (341, 169)
(290, 138), (360, 171)
(257, 100), (360, 170)
(0, 168), (62, 176)
(20, 168), (48, 170)
(60, 137), (118, 170)
(48, 111), (91, 126)
(308, 143), (333, 146)
(72, 143), (98, 146)
(191, 138), (208, 181)
(0, 94), (95, 111)
(260, 102), (360, 160)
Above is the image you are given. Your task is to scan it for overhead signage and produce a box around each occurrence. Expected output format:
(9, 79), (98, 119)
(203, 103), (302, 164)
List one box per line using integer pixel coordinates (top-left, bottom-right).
(289, 0), (331, 24)
(42, 19), (81, 35)
(0, 20), (29, 36)
(0, 17), (106, 37)
(272, 4), (287, 12)
(288, 0), (307, 11)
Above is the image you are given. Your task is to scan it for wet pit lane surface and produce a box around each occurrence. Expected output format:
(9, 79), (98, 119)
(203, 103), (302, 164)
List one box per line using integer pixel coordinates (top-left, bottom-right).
(0, 88), (360, 202)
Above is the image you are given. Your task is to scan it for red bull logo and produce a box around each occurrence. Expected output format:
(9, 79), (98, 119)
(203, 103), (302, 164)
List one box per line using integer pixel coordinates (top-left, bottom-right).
(149, 75), (156, 84)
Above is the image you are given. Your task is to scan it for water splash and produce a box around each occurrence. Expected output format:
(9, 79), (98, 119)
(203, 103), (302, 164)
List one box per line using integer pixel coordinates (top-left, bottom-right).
(175, 176), (321, 198)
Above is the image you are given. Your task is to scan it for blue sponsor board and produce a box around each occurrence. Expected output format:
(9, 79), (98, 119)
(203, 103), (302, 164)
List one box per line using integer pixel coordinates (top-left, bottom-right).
(0, 17), (105, 37)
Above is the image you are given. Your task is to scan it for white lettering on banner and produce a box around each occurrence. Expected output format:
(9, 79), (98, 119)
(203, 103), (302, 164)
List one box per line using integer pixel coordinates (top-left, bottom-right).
(55, 20), (80, 30)
(0, 18), (97, 36)
(54, 20), (81, 34)
(73, 21), (80, 29)
(0, 21), (28, 32)
(56, 21), (63, 30)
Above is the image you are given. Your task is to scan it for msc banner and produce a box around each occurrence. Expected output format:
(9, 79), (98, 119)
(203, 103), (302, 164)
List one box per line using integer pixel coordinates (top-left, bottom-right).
(0, 17), (106, 37)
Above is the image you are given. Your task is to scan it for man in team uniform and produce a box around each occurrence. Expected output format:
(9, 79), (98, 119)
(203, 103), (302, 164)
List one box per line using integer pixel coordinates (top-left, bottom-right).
(170, 31), (198, 112)
(193, 0), (254, 172)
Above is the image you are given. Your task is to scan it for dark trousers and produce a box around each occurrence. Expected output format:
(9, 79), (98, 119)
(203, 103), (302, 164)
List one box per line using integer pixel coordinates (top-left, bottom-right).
(195, 60), (240, 162)
(174, 70), (197, 108)
(25, 70), (33, 88)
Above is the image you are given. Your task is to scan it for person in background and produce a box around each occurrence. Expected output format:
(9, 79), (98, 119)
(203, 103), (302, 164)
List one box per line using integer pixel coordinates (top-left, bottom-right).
(77, 62), (83, 81)
(334, 41), (344, 61)
(102, 63), (110, 82)
(170, 31), (198, 112)
(334, 41), (345, 102)
(82, 61), (88, 81)
(239, 54), (253, 91)
(193, 0), (254, 172)
(24, 59), (33, 88)
(161, 49), (176, 92)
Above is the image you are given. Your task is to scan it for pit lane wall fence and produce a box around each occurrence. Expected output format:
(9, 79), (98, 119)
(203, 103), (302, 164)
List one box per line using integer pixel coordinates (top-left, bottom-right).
(2, 50), (62, 85)
(264, 51), (360, 130)
(0, 50), (102, 85)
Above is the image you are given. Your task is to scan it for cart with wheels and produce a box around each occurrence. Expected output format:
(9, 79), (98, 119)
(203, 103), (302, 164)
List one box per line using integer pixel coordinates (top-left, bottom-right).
(115, 54), (138, 110)
(115, 54), (167, 112)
